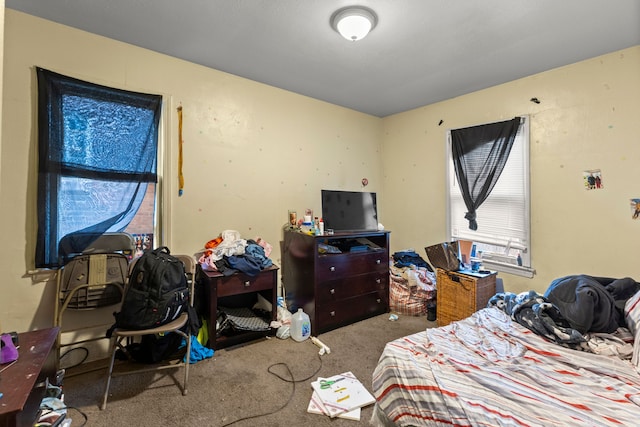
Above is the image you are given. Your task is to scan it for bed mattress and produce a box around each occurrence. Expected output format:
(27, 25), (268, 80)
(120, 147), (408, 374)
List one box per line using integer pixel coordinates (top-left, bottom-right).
(372, 307), (640, 426)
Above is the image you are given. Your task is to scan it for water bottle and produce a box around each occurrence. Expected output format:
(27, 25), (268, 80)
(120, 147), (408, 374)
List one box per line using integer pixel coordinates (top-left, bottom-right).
(291, 308), (311, 342)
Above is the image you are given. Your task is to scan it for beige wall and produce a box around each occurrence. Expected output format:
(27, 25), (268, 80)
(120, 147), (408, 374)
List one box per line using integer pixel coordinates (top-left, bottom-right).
(382, 46), (640, 293)
(1, 9), (639, 336)
(0, 10), (381, 333)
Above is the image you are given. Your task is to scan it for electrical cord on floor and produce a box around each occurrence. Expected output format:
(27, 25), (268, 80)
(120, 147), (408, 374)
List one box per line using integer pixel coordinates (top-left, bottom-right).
(59, 346), (89, 370)
(220, 352), (323, 427)
(64, 406), (88, 427)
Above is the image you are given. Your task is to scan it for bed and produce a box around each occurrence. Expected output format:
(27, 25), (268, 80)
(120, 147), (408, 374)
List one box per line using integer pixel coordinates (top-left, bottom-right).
(371, 288), (640, 427)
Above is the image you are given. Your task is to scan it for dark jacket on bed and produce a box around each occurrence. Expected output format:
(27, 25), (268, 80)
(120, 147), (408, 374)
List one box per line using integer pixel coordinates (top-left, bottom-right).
(544, 275), (640, 334)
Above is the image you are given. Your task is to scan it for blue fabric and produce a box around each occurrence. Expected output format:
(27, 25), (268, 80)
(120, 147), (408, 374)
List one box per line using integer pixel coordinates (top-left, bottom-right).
(227, 254), (262, 276)
(180, 335), (214, 364)
(488, 291), (585, 348)
(245, 243), (273, 268)
(392, 250), (431, 271)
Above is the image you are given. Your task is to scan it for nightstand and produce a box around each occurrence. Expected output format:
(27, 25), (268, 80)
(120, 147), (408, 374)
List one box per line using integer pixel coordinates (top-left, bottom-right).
(436, 268), (497, 326)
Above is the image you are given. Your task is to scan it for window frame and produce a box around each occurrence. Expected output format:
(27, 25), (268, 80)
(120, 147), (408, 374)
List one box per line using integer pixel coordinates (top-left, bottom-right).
(446, 116), (534, 278)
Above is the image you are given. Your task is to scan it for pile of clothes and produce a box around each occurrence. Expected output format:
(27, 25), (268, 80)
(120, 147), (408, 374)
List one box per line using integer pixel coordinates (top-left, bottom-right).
(198, 230), (273, 276)
(489, 274), (640, 358)
(389, 250), (436, 316)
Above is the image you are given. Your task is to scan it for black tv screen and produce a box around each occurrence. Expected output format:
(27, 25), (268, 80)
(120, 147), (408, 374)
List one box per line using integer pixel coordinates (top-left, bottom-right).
(321, 190), (378, 232)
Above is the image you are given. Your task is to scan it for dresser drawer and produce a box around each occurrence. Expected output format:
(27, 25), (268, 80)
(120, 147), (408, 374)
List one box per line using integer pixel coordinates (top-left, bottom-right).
(216, 271), (275, 297)
(316, 271), (387, 303)
(316, 291), (388, 332)
(316, 251), (387, 282)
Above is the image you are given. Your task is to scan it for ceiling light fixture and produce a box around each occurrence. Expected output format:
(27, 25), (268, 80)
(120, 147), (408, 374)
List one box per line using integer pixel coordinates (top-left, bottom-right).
(330, 6), (378, 41)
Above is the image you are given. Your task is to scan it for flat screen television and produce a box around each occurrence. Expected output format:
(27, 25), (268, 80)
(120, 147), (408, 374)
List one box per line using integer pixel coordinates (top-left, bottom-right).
(321, 190), (378, 232)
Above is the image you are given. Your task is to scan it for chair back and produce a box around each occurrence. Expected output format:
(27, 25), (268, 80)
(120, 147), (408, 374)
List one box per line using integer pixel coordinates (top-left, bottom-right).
(58, 253), (129, 309)
(58, 232), (135, 265)
(174, 254), (197, 305)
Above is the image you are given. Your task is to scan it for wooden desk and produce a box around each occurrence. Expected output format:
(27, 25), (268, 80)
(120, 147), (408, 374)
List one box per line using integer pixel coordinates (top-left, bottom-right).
(0, 328), (59, 427)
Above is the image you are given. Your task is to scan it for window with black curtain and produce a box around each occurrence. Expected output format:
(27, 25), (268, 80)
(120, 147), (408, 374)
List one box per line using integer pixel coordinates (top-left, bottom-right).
(36, 67), (162, 268)
(447, 116), (532, 277)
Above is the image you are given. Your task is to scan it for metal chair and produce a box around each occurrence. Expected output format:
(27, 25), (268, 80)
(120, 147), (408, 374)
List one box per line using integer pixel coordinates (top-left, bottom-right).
(101, 254), (196, 410)
(54, 232), (135, 371)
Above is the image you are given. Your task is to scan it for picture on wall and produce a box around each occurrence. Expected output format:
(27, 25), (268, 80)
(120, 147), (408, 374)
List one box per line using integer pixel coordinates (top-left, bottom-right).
(583, 169), (603, 190)
(631, 199), (640, 220)
(132, 233), (153, 257)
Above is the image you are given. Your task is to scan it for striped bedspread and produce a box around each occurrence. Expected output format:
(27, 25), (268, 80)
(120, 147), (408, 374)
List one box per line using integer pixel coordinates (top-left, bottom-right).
(372, 307), (640, 426)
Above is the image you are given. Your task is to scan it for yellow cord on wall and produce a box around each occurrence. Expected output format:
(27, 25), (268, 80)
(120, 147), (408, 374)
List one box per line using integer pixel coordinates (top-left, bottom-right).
(177, 105), (184, 196)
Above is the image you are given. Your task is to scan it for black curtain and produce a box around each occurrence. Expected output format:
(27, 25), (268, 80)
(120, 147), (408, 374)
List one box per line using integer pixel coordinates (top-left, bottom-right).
(451, 117), (522, 231)
(36, 67), (161, 268)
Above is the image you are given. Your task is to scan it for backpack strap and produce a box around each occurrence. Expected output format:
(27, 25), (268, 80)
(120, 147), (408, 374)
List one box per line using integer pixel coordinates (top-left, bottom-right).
(154, 246), (171, 255)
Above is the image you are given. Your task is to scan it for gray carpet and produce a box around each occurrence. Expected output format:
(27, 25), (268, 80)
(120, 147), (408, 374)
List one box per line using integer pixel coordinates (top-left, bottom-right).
(63, 313), (433, 426)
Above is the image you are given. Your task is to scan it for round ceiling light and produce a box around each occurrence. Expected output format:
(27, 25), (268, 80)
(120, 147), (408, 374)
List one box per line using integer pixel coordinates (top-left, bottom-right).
(330, 6), (378, 41)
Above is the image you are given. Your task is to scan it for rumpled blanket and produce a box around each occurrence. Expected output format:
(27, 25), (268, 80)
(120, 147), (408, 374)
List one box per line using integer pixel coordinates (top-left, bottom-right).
(488, 291), (587, 350)
(544, 275), (640, 334)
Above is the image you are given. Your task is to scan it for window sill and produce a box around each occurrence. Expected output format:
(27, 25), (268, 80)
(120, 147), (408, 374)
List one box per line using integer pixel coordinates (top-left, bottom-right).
(481, 260), (535, 278)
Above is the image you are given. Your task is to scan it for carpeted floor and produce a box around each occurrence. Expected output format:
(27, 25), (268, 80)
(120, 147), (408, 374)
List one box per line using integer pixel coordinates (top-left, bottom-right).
(62, 313), (433, 426)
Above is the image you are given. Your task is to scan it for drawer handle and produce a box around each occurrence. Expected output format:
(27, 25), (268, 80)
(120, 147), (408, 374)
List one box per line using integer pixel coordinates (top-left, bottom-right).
(330, 311), (335, 317)
(244, 281), (251, 287)
(330, 288), (335, 294)
(330, 266), (336, 272)
(376, 259), (381, 264)
(376, 278), (381, 284)
(376, 298), (381, 303)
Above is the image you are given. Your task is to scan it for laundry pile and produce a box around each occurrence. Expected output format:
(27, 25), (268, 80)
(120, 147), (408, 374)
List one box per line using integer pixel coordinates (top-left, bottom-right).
(198, 230), (273, 276)
(389, 250), (436, 316)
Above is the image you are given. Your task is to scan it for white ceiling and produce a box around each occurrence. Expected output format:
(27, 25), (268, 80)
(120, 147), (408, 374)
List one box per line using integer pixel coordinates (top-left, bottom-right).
(6, 0), (640, 117)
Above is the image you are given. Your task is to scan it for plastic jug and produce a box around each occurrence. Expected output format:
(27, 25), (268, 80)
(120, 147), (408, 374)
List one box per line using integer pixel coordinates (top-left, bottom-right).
(291, 308), (311, 342)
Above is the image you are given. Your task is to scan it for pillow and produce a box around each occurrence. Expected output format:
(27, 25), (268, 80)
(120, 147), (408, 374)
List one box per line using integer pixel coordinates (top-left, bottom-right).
(624, 290), (640, 335)
(623, 290), (640, 368)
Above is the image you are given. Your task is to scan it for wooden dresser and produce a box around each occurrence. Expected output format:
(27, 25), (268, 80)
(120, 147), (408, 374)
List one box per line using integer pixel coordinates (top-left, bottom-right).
(282, 230), (390, 335)
(436, 268), (496, 326)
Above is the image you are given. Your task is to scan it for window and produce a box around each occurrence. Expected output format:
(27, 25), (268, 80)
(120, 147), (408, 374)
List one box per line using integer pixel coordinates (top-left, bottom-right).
(447, 116), (533, 278)
(36, 68), (162, 269)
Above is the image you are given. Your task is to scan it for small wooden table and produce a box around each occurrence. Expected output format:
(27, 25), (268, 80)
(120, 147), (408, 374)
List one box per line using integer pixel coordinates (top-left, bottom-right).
(436, 269), (497, 326)
(0, 327), (59, 427)
(197, 265), (278, 350)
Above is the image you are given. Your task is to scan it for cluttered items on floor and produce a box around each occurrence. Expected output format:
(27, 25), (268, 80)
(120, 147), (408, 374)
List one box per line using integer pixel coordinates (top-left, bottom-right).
(389, 250), (436, 317)
(307, 371), (375, 420)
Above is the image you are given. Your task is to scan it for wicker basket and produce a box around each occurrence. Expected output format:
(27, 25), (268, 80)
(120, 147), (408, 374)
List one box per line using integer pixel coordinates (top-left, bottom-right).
(436, 268), (496, 326)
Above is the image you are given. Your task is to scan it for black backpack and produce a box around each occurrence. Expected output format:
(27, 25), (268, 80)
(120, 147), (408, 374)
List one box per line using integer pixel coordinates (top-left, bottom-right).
(114, 246), (190, 330)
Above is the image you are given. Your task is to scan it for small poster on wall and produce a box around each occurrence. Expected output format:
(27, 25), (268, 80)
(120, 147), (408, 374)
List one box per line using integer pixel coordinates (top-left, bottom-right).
(132, 233), (153, 257)
(631, 199), (640, 220)
(583, 169), (603, 190)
